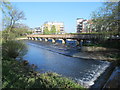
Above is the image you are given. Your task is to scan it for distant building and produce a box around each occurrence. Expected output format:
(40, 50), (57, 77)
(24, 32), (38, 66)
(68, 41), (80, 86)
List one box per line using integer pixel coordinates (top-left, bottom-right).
(76, 18), (86, 33)
(43, 21), (65, 34)
(33, 27), (43, 34)
(82, 20), (88, 33)
(76, 18), (94, 33)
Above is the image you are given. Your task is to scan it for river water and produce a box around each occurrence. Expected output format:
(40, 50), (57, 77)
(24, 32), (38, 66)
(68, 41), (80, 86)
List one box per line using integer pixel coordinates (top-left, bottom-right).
(23, 40), (110, 88)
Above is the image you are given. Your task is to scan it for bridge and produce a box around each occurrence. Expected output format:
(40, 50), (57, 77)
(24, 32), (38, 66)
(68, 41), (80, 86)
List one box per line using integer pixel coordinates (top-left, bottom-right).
(27, 34), (109, 45)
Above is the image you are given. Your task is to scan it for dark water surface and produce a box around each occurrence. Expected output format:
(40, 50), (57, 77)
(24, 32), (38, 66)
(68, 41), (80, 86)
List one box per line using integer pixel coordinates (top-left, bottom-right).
(23, 40), (110, 87)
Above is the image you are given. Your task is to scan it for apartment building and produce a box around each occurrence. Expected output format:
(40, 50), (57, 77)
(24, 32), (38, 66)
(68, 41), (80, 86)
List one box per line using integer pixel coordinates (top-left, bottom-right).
(76, 18), (93, 33)
(43, 21), (64, 34)
(34, 27), (43, 34)
(76, 18), (86, 33)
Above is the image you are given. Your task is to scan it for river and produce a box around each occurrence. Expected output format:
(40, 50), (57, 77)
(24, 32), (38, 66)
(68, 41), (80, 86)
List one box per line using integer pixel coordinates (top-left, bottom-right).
(23, 40), (110, 88)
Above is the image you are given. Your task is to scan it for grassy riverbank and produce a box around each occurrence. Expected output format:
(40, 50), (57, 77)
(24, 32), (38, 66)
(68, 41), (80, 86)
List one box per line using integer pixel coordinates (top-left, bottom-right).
(2, 58), (84, 89)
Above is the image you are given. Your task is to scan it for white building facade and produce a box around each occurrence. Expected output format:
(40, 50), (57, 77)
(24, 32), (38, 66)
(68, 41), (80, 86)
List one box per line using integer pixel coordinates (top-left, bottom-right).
(76, 18), (94, 33)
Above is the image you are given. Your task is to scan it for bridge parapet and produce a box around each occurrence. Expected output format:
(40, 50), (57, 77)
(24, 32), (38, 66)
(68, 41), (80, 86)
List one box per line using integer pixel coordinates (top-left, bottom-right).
(27, 34), (104, 40)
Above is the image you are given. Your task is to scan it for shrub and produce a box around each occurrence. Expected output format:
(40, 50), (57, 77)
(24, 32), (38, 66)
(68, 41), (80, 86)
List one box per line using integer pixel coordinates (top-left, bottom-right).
(2, 40), (27, 59)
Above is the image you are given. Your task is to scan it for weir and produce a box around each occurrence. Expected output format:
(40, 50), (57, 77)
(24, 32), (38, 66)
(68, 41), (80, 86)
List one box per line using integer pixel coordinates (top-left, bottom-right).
(27, 34), (119, 46)
(27, 34), (99, 46)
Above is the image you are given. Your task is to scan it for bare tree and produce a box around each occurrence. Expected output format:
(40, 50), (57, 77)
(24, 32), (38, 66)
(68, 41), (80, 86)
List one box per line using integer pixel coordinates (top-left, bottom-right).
(1, 1), (26, 41)
(8, 8), (25, 32)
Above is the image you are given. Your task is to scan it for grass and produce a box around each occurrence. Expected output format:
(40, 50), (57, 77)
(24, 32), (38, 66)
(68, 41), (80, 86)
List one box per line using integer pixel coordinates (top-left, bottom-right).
(2, 58), (85, 89)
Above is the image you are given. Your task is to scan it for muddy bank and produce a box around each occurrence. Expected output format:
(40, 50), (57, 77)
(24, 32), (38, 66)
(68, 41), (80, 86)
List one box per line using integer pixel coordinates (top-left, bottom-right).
(24, 40), (119, 62)
(72, 51), (119, 61)
(81, 46), (119, 52)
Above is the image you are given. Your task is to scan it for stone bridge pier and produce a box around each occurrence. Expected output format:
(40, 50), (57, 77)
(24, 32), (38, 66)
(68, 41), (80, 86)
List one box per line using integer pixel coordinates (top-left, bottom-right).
(28, 37), (30, 39)
(61, 39), (66, 44)
(35, 37), (38, 40)
(38, 37), (42, 41)
(51, 38), (56, 43)
(76, 39), (84, 47)
(32, 37), (35, 40)
(43, 38), (48, 42)
(27, 37), (84, 46)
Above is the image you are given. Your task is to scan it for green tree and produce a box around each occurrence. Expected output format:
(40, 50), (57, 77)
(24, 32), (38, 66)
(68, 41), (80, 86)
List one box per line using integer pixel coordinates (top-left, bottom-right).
(50, 25), (56, 34)
(91, 2), (120, 34)
(1, 1), (25, 41)
(56, 30), (60, 34)
(43, 27), (49, 35)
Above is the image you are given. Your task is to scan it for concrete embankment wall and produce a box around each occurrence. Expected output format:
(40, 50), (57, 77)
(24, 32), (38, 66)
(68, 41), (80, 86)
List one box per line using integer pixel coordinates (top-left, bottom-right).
(90, 61), (117, 89)
(102, 66), (120, 89)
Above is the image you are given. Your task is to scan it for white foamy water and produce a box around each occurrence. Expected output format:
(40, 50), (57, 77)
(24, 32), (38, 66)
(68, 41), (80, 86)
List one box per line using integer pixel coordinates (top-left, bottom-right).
(75, 61), (110, 88)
